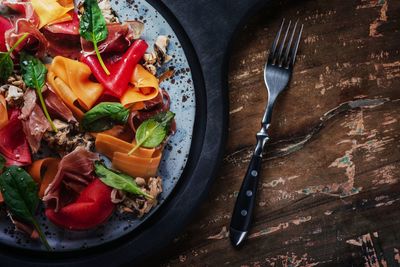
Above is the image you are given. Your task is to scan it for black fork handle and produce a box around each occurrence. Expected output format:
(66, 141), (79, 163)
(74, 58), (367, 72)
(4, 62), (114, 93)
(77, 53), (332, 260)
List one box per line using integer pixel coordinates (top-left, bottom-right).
(230, 154), (262, 247)
(159, 0), (272, 249)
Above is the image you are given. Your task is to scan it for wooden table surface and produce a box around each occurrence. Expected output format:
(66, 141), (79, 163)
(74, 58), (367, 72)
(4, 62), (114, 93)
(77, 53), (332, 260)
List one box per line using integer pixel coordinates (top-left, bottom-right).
(155, 0), (400, 266)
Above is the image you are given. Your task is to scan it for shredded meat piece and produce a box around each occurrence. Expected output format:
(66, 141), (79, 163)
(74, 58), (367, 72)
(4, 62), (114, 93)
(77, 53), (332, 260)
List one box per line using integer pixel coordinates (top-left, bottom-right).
(0, 84), (24, 107)
(143, 35), (172, 75)
(117, 176), (163, 218)
(19, 89), (36, 120)
(43, 120), (94, 156)
(0, 74), (27, 107)
(98, 0), (119, 23)
(7, 74), (26, 91)
(43, 147), (99, 211)
(111, 189), (125, 204)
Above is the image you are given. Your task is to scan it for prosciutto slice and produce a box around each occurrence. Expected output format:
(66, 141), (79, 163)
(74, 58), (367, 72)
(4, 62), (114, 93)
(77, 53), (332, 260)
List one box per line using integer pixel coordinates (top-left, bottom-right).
(128, 89), (172, 133)
(5, 19), (48, 58)
(43, 147), (99, 211)
(0, 16), (12, 52)
(22, 105), (51, 153)
(2, 1), (39, 27)
(44, 89), (77, 122)
(0, 109), (31, 166)
(42, 13), (81, 59)
(81, 22), (143, 55)
(19, 89), (36, 120)
(19, 90), (50, 153)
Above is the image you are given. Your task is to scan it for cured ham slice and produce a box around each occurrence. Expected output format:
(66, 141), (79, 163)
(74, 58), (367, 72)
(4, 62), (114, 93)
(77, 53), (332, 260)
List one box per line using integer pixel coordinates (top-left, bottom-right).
(44, 89), (77, 123)
(0, 16), (12, 52)
(22, 105), (51, 153)
(0, 109), (31, 166)
(19, 89), (37, 120)
(19, 90), (50, 153)
(128, 89), (172, 133)
(5, 19), (48, 58)
(42, 13), (81, 59)
(2, 1), (39, 27)
(43, 147), (99, 211)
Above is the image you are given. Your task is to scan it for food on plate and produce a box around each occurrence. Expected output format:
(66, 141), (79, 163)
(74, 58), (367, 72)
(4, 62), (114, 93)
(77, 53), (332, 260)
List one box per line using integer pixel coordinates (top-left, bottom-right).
(0, 0), (176, 249)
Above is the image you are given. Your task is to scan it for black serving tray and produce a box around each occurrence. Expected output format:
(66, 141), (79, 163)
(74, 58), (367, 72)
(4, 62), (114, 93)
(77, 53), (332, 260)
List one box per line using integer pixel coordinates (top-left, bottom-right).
(0, 0), (267, 265)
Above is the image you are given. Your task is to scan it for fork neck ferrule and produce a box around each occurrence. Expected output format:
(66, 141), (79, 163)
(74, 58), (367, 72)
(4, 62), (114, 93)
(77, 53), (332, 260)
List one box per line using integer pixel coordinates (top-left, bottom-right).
(261, 95), (277, 125)
(254, 124), (270, 157)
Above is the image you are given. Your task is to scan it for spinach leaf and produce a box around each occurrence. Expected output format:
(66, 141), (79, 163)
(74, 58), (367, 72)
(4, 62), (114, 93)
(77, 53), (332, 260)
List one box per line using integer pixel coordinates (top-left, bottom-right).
(82, 102), (130, 132)
(20, 52), (47, 89)
(0, 53), (13, 83)
(79, 0), (110, 75)
(0, 166), (51, 250)
(95, 163), (152, 199)
(128, 111), (175, 155)
(20, 53), (57, 132)
(0, 154), (5, 173)
(0, 33), (29, 83)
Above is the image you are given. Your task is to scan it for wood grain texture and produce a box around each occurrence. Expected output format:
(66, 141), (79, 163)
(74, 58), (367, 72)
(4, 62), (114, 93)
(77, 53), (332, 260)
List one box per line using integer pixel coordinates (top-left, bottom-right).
(155, 0), (400, 266)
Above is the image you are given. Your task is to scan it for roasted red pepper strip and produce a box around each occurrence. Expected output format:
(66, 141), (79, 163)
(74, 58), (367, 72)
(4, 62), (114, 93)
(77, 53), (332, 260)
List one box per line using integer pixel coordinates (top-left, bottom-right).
(0, 16), (12, 52)
(45, 179), (115, 230)
(81, 39), (148, 98)
(0, 109), (32, 166)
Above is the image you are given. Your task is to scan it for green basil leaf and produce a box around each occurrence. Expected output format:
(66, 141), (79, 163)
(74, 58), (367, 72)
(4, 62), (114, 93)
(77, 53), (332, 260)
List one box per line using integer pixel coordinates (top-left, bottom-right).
(20, 52), (47, 90)
(135, 111), (175, 149)
(79, 0), (108, 43)
(0, 52), (13, 83)
(0, 166), (51, 250)
(79, 0), (110, 74)
(82, 102), (130, 132)
(136, 120), (166, 148)
(0, 33), (29, 83)
(0, 154), (5, 173)
(20, 53), (57, 132)
(0, 166), (39, 220)
(95, 163), (152, 199)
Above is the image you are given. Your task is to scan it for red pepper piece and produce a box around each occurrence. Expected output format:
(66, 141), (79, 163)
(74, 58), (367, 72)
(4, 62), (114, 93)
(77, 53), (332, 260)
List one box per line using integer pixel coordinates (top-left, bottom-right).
(45, 179), (115, 230)
(0, 109), (32, 166)
(81, 39), (148, 98)
(0, 16), (12, 52)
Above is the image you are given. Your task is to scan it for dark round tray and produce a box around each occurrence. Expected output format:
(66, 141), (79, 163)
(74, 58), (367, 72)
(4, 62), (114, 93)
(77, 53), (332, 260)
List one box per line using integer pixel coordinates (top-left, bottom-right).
(0, 0), (265, 265)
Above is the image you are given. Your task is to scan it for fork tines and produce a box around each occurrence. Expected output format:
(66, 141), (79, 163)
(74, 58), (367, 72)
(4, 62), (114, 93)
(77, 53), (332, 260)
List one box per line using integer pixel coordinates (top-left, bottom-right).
(268, 19), (304, 68)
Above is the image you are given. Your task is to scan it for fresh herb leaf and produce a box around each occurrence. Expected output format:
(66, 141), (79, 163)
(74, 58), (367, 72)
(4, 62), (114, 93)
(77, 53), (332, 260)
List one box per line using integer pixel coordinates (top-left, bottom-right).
(79, 0), (110, 75)
(0, 166), (51, 250)
(82, 102), (130, 132)
(0, 154), (5, 173)
(0, 53), (13, 83)
(20, 53), (47, 89)
(0, 33), (29, 83)
(128, 111), (175, 155)
(95, 162), (152, 199)
(20, 53), (57, 132)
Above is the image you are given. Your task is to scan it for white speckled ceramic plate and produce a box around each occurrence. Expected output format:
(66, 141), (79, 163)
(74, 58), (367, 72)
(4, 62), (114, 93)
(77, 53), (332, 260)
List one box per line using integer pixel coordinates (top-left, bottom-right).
(0, 0), (195, 251)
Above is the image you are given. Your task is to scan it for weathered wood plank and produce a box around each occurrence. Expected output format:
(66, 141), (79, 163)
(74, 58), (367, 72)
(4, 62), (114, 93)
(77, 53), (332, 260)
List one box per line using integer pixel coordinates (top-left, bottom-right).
(156, 0), (400, 266)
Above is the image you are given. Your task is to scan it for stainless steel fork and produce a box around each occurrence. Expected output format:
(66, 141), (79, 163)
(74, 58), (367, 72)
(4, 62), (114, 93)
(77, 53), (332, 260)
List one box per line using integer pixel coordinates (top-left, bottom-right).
(229, 19), (303, 248)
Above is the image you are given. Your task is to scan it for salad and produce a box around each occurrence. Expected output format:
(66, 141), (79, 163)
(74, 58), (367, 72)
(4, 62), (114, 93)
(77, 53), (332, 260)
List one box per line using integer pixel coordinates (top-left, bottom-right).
(0, 0), (176, 250)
